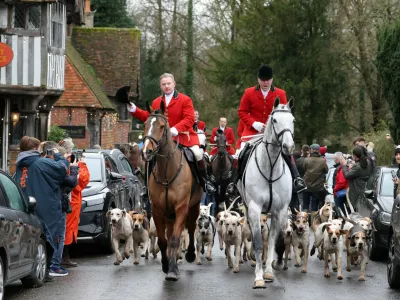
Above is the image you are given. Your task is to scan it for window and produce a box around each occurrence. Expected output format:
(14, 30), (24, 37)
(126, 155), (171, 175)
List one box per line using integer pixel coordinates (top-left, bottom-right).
(84, 157), (102, 182)
(380, 173), (395, 197)
(0, 173), (26, 212)
(11, 4), (41, 30)
(120, 157), (133, 173)
(50, 3), (64, 48)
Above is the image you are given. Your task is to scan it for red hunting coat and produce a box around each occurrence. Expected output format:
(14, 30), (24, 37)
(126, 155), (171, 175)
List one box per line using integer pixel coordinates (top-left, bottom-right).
(130, 91), (199, 147)
(235, 120), (245, 149)
(210, 126), (236, 155)
(238, 85), (287, 141)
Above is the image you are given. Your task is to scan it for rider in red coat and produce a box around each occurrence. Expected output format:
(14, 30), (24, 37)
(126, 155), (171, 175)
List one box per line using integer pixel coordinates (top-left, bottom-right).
(128, 73), (215, 194)
(194, 110), (207, 135)
(210, 117), (236, 156)
(235, 120), (245, 151)
(234, 65), (306, 193)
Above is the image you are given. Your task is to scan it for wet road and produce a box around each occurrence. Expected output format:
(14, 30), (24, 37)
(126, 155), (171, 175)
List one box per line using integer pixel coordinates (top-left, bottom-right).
(6, 238), (400, 300)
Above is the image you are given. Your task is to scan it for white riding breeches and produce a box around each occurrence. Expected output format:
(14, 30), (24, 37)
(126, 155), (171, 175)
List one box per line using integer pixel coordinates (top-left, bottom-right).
(190, 145), (204, 161)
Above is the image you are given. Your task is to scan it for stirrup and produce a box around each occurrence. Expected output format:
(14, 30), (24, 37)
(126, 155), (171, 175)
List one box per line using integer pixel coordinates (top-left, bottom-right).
(294, 178), (307, 193)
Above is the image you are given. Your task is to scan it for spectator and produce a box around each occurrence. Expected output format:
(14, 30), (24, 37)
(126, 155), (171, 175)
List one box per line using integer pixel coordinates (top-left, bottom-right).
(393, 145), (400, 198)
(93, 144), (101, 150)
(353, 136), (377, 168)
(41, 141), (78, 277)
(296, 145), (309, 179)
(63, 152), (90, 267)
(320, 146), (327, 160)
(302, 144), (328, 218)
(332, 152), (343, 191)
(15, 136), (69, 282)
(340, 146), (374, 211)
(333, 157), (349, 215)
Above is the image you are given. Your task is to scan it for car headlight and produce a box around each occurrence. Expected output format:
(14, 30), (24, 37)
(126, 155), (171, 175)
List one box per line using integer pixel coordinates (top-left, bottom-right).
(380, 211), (391, 225)
(83, 193), (106, 206)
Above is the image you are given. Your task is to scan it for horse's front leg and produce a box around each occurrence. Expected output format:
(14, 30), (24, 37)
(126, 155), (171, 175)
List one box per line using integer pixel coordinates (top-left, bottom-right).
(247, 201), (265, 289)
(186, 202), (200, 263)
(165, 203), (189, 281)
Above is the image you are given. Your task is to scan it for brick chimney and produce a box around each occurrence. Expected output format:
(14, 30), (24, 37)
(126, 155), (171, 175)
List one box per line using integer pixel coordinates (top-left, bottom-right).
(83, 0), (94, 28)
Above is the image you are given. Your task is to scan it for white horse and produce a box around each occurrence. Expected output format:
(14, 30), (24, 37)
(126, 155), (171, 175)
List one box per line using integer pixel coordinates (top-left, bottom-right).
(237, 98), (294, 289)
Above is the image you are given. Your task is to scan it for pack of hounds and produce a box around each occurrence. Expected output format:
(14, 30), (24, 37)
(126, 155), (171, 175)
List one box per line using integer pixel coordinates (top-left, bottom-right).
(106, 192), (373, 282)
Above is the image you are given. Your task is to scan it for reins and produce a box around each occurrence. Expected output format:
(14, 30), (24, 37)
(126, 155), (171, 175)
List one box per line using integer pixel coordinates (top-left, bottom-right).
(251, 109), (293, 213)
(142, 113), (185, 217)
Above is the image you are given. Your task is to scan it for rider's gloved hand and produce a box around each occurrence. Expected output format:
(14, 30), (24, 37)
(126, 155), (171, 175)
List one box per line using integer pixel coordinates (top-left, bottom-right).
(170, 127), (178, 137)
(127, 102), (136, 113)
(252, 121), (265, 133)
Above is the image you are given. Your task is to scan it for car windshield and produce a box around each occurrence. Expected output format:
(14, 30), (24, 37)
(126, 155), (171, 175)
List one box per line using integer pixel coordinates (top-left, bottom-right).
(84, 157), (102, 182)
(380, 172), (395, 197)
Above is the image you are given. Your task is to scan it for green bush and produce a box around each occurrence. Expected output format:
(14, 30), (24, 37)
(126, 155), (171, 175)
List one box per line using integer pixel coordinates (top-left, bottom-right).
(47, 125), (68, 143)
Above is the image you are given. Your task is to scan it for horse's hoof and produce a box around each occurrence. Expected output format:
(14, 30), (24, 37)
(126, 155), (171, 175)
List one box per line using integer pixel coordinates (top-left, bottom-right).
(263, 272), (274, 282)
(162, 264), (169, 274)
(165, 273), (179, 281)
(272, 260), (283, 270)
(185, 251), (196, 263)
(253, 280), (266, 289)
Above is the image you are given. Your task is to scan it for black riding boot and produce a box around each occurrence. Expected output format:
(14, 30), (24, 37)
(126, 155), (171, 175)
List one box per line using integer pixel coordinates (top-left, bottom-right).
(282, 154), (307, 193)
(140, 160), (155, 211)
(197, 159), (216, 195)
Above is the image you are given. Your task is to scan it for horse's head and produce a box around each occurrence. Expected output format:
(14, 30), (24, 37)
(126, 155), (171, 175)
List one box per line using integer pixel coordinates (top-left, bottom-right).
(266, 97), (295, 155)
(216, 129), (227, 155)
(142, 101), (169, 161)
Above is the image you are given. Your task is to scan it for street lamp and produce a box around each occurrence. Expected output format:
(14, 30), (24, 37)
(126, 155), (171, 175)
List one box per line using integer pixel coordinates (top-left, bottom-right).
(11, 104), (20, 125)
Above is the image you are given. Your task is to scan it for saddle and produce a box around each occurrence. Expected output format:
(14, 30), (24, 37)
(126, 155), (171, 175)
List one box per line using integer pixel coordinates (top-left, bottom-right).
(180, 146), (200, 185)
(237, 138), (263, 187)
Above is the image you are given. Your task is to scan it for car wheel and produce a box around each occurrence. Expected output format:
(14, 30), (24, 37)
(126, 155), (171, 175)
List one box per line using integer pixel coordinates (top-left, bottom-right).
(0, 256), (4, 300)
(21, 239), (46, 288)
(99, 218), (114, 255)
(388, 234), (400, 288)
(369, 231), (383, 261)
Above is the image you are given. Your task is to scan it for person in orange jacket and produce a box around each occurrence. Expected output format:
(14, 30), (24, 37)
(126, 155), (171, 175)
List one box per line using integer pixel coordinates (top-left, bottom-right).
(62, 157), (90, 267)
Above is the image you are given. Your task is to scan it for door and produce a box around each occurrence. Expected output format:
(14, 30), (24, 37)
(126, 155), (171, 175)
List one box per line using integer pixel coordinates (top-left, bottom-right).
(119, 155), (135, 206)
(393, 196), (400, 259)
(0, 179), (22, 279)
(0, 172), (37, 274)
(105, 155), (124, 208)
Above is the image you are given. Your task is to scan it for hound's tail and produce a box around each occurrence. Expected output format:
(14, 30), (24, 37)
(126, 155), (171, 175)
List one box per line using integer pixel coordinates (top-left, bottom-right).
(345, 188), (355, 214)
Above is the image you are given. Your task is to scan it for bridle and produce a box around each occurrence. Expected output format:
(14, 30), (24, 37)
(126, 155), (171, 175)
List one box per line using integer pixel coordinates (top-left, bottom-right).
(141, 113), (184, 218)
(253, 108), (294, 213)
(142, 113), (180, 161)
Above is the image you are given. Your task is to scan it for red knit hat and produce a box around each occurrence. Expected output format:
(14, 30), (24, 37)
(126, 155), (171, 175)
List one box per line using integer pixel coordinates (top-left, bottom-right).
(320, 146), (327, 155)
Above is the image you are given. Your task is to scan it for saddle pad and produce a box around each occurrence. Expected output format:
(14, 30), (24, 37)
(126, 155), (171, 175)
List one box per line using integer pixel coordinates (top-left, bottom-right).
(183, 147), (195, 163)
(238, 139), (262, 186)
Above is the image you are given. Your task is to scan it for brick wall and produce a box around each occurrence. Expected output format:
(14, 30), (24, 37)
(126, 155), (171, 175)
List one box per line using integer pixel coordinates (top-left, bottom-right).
(115, 121), (130, 144)
(71, 27), (141, 97)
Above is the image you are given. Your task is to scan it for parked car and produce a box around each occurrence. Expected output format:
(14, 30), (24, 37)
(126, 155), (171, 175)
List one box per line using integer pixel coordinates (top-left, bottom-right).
(324, 167), (335, 205)
(0, 170), (47, 299)
(388, 195), (400, 288)
(325, 153), (335, 169)
(77, 152), (131, 253)
(359, 166), (396, 260)
(86, 149), (143, 211)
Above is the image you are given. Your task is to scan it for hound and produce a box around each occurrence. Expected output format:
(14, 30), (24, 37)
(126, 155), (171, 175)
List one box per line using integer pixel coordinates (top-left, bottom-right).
(283, 213), (293, 270)
(199, 203), (213, 218)
(312, 201), (333, 232)
(345, 223), (369, 281)
(260, 214), (269, 266)
(196, 216), (216, 264)
(291, 210), (310, 273)
(149, 217), (159, 258)
(241, 218), (255, 266)
(129, 211), (150, 264)
(321, 223), (347, 280)
(223, 214), (245, 273)
(106, 208), (134, 265)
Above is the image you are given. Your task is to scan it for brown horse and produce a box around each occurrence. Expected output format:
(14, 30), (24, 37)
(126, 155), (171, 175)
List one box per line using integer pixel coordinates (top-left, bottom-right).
(141, 103), (203, 281)
(211, 130), (233, 215)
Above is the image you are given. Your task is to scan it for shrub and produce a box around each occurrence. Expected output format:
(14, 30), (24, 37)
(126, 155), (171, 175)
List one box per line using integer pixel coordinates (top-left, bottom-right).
(47, 125), (68, 143)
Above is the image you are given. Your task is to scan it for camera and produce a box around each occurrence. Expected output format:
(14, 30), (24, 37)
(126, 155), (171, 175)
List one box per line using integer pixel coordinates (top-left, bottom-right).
(46, 149), (54, 157)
